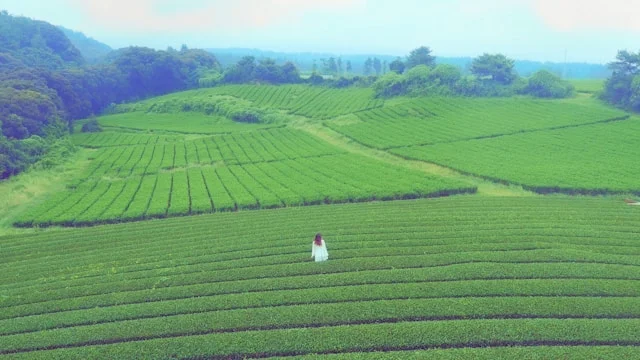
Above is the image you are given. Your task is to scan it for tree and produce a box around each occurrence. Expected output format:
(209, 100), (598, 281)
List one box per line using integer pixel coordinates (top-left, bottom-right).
(346, 60), (352, 73)
(337, 57), (343, 75)
(326, 57), (338, 74)
(222, 55), (256, 83)
(429, 64), (462, 87)
(382, 60), (388, 75)
(280, 61), (301, 83)
(363, 57), (373, 76)
(470, 53), (516, 84)
(373, 57), (382, 76)
(255, 58), (281, 83)
(389, 58), (405, 74)
(602, 50), (640, 111)
(406, 46), (435, 70)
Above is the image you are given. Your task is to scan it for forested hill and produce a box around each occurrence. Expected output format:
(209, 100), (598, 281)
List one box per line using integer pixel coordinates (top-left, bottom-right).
(0, 11), (221, 180)
(0, 10), (83, 69)
(59, 26), (112, 63)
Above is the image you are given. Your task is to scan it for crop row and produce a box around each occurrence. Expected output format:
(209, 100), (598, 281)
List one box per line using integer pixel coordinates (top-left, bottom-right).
(14, 152), (474, 227)
(72, 128), (345, 181)
(207, 85), (384, 118)
(2, 319), (639, 358)
(2, 244), (631, 299)
(391, 118), (640, 194)
(2, 297), (640, 354)
(326, 96), (627, 149)
(71, 132), (180, 148)
(2, 250), (638, 316)
(96, 111), (279, 134)
(3, 197), (639, 358)
(285, 346), (640, 360)
(7, 196), (638, 262)
(2, 277), (638, 335)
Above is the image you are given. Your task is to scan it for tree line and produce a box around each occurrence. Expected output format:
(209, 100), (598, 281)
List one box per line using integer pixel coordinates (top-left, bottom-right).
(601, 50), (640, 112)
(0, 12), (222, 178)
(372, 47), (575, 99)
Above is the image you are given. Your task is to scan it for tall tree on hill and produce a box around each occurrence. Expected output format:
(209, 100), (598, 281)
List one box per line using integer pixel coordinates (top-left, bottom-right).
(382, 60), (388, 75)
(373, 57), (382, 76)
(337, 57), (343, 75)
(470, 53), (516, 84)
(326, 57), (338, 74)
(406, 46), (435, 70)
(364, 57), (373, 76)
(346, 60), (353, 74)
(602, 50), (640, 111)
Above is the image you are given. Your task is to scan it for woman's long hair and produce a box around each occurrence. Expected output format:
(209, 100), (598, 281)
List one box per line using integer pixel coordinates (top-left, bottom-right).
(314, 233), (323, 246)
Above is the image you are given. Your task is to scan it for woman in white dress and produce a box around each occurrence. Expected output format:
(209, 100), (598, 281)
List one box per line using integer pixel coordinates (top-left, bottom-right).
(311, 233), (329, 262)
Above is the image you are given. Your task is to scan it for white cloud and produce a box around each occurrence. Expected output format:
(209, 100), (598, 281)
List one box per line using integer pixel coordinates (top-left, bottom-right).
(531, 0), (640, 32)
(68, 0), (366, 33)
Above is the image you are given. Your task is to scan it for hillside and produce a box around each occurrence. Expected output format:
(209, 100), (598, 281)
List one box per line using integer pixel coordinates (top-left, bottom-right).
(59, 26), (112, 63)
(0, 11), (83, 69)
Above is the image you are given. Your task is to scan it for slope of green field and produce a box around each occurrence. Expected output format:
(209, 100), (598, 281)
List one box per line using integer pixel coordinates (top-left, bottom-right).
(206, 84), (384, 118)
(392, 117), (640, 194)
(569, 79), (605, 94)
(16, 127), (474, 227)
(326, 97), (627, 149)
(1, 197), (639, 358)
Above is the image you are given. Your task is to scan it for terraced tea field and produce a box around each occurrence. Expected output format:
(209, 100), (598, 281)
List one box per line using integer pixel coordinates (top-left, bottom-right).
(4, 84), (640, 358)
(325, 97), (627, 149)
(96, 112), (281, 134)
(392, 117), (640, 195)
(15, 128), (473, 227)
(1, 197), (639, 358)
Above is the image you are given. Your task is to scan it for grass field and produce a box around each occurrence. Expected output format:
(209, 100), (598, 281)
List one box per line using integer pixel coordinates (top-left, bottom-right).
(569, 79), (605, 94)
(2, 84), (640, 358)
(1, 197), (639, 358)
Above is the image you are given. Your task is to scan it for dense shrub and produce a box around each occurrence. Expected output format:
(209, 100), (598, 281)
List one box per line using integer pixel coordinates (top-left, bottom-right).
(231, 110), (261, 123)
(524, 70), (575, 98)
(81, 118), (102, 132)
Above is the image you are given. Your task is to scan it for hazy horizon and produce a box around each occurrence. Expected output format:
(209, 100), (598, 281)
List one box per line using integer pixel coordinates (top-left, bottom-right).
(2, 0), (639, 64)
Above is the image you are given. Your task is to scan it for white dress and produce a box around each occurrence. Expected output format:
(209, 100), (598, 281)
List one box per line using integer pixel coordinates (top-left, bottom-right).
(312, 240), (329, 262)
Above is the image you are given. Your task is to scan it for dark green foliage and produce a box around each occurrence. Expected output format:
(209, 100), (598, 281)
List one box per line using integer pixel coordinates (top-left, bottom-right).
(389, 58), (405, 74)
(405, 46), (435, 70)
(471, 53), (516, 84)
(230, 110), (261, 123)
(221, 56), (300, 84)
(525, 70), (575, 98)
(602, 50), (640, 111)
(308, 72), (324, 85)
(0, 12), (221, 179)
(81, 118), (101, 133)
(0, 11), (83, 69)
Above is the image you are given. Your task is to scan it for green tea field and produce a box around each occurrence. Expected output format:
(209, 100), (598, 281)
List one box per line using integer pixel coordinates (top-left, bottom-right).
(1, 197), (639, 358)
(2, 84), (640, 359)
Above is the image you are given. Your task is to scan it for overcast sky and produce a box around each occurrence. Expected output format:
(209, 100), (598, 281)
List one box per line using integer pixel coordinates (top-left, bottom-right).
(1, 0), (639, 63)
